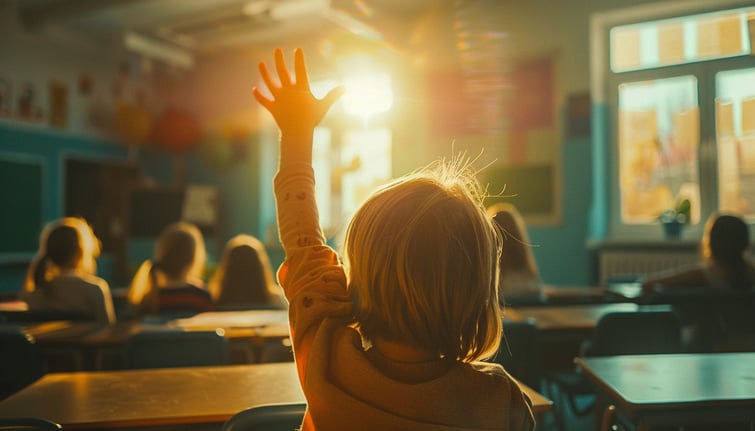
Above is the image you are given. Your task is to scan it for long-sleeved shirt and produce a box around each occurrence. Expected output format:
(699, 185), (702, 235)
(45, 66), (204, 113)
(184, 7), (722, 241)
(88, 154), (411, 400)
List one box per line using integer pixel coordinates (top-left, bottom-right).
(21, 273), (116, 323)
(275, 163), (535, 431)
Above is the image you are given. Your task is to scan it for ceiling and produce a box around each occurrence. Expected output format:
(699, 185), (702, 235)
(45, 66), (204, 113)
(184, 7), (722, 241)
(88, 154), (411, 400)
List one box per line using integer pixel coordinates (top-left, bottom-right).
(15, 0), (443, 63)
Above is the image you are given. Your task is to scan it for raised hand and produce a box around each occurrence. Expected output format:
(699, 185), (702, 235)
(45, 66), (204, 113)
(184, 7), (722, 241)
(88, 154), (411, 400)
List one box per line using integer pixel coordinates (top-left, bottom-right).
(253, 48), (343, 139)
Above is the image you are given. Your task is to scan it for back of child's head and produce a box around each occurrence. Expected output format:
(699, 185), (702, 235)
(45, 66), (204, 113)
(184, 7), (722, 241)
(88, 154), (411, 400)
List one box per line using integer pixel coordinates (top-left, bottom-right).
(343, 160), (502, 362)
(28, 217), (100, 291)
(153, 222), (206, 280)
(128, 222), (206, 310)
(210, 234), (276, 305)
(488, 202), (538, 275)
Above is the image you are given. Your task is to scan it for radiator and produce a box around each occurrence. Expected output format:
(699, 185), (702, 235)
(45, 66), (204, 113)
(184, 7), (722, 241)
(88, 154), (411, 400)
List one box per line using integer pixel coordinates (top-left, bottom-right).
(599, 250), (698, 286)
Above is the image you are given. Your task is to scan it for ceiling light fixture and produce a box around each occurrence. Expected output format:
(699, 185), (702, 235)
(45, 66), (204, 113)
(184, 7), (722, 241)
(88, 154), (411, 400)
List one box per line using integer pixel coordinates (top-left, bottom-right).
(124, 31), (195, 69)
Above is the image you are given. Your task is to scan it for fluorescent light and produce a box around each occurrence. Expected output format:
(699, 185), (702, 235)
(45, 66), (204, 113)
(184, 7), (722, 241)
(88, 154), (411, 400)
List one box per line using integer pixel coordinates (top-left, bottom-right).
(124, 31), (194, 69)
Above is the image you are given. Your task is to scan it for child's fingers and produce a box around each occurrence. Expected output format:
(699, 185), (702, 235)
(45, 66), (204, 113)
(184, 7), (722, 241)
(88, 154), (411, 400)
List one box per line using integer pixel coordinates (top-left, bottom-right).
(275, 48), (292, 86)
(258, 62), (277, 93)
(252, 87), (273, 111)
(322, 86), (345, 110)
(294, 48), (309, 89)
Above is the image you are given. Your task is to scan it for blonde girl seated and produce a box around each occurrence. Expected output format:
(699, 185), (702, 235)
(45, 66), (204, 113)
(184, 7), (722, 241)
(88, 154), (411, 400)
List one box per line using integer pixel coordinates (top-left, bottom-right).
(21, 217), (116, 323)
(488, 202), (544, 304)
(128, 221), (212, 315)
(253, 48), (534, 430)
(208, 234), (286, 309)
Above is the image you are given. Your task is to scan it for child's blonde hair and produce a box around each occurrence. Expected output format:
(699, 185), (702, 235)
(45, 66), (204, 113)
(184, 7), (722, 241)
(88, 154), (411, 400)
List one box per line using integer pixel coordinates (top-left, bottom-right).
(344, 160), (502, 362)
(487, 202), (539, 279)
(209, 234), (279, 306)
(128, 222), (207, 311)
(24, 217), (101, 292)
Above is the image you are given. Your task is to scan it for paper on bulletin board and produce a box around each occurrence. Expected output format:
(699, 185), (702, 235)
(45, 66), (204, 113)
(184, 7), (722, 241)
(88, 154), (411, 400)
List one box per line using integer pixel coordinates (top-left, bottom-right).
(611, 27), (641, 71)
(182, 185), (218, 227)
(742, 97), (755, 134)
(658, 22), (684, 65)
(739, 135), (755, 175)
(718, 13), (743, 56)
(672, 107), (699, 149)
(716, 99), (735, 138)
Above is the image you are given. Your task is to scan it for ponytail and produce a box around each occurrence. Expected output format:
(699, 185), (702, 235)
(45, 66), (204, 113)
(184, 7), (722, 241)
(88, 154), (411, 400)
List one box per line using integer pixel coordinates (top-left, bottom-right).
(128, 259), (160, 313)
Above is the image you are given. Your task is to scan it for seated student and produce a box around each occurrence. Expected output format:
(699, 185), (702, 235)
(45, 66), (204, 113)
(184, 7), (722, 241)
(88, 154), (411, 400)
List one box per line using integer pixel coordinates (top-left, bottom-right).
(642, 213), (755, 351)
(20, 217), (116, 323)
(128, 222), (213, 315)
(488, 202), (544, 305)
(642, 212), (755, 293)
(208, 234), (286, 309)
(253, 48), (534, 430)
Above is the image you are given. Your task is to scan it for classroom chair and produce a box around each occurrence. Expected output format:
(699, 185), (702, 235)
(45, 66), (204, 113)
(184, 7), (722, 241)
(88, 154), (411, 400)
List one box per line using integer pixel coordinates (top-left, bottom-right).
(0, 417), (62, 430)
(493, 319), (542, 390)
(0, 327), (45, 400)
(122, 329), (229, 369)
(222, 403), (306, 431)
(547, 310), (682, 431)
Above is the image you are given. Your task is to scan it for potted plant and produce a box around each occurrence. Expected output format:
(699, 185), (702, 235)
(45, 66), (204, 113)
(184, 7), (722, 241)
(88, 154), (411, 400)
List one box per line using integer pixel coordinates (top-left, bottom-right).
(658, 198), (691, 239)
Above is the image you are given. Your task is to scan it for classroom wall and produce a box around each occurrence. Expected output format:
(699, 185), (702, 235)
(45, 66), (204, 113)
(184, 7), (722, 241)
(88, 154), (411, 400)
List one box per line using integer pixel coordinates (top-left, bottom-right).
(1, 0), (718, 294)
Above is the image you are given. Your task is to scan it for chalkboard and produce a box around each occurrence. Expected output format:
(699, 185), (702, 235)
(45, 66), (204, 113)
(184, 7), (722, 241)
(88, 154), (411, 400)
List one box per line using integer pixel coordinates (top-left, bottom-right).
(0, 156), (44, 258)
(483, 164), (555, 216)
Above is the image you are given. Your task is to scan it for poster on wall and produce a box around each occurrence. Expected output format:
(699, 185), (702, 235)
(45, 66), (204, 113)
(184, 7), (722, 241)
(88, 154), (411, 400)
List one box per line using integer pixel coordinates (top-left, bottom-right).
(49, 81), (69, 128)
(16, 82), (44, 122)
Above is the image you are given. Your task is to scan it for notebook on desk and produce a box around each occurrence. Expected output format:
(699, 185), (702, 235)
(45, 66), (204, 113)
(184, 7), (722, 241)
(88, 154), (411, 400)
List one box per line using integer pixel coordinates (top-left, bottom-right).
(605, 276), (643, 300)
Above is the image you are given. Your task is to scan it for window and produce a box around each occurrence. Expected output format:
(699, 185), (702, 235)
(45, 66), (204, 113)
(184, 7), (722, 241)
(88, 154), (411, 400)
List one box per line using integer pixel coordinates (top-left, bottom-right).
(618, 76), (700, 224)
(604, 4), (755, 238)
(716, 67), (755, 218)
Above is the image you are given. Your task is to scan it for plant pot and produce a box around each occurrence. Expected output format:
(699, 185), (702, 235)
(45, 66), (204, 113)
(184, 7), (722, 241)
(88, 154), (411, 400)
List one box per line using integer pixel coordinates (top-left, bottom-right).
(662, 220), (683, 239)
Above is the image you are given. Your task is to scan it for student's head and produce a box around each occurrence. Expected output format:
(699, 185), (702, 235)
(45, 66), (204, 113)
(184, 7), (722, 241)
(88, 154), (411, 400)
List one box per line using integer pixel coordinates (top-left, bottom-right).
(128, 221), (206, 309)
(153, 222), (206, 281)
(27, 217), (101, 291)
(487, 202), (538, 277)
(209, 234), (277, 306)
(343, 160), (502, 363)
(702, 213), (750, 265)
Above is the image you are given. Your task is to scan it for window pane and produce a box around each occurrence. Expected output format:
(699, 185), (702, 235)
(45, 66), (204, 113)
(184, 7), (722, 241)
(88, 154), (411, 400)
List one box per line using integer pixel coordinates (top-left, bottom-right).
(340, 128), (392, 221)
(618, 76), (700, 224)
(716, 67), (755, 219)
(610, 7), (755, 73)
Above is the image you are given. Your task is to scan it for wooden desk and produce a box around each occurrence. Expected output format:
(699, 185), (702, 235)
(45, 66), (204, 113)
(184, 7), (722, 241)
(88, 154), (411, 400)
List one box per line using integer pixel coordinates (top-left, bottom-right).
(504, 303), (669, 373)
(0, 362), (552, 429)
(576, 353), (755, 431)
(0, 363), (304, 430)
(19, 310), (292, 370)
(506, 303), (640, 332)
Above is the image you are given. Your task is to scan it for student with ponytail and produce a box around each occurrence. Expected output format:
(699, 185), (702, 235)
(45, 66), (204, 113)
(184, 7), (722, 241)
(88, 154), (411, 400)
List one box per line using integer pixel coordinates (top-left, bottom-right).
(21, 217), (116, 323)
(127, 221), (213, 315)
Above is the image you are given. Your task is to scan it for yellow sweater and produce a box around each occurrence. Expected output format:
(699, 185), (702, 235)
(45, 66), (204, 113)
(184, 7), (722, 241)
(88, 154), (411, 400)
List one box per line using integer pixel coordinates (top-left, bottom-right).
(275, 164), (535, 431)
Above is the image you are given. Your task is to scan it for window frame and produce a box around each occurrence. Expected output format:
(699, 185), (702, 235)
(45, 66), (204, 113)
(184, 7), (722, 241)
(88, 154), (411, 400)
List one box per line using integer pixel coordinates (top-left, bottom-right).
(592, 0), (755, 241)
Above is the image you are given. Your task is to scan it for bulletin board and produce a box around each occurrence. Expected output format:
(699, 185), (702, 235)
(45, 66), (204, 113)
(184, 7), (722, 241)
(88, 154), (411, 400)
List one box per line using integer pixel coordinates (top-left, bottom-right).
(483, 164), (557, 224)
(0, 155), (44, 260)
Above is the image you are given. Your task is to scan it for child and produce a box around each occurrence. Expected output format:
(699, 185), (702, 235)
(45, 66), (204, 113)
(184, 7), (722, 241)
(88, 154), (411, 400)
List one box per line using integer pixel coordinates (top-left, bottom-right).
(208, 234), (286, 309)
(127, 221), (212, 315)
(21, 217), (116, 323)
(253, 48), (534, 430)
(488, 202), (544, 305)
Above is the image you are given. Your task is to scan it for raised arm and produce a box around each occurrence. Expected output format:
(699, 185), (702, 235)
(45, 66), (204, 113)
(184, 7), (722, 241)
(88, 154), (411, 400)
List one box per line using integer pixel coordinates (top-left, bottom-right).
(253, 48), (343, 167)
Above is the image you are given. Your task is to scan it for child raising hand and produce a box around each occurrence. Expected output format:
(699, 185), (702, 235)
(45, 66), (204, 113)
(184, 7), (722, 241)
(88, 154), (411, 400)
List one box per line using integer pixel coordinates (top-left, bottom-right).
(254, 48), (534, 431)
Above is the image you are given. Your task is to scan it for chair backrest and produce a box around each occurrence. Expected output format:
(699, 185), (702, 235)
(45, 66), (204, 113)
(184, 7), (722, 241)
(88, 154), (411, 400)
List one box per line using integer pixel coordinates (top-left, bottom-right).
(494, 320), (541, 389)
(1, 310), (94, 323)
(123, 329), (229, 369)
(643, 287), (755, 351)
(589, 310), (682, 356)
(222, 403), (306, 431)
(0, 327), (45, 399)
(0, 418), (62, 430)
